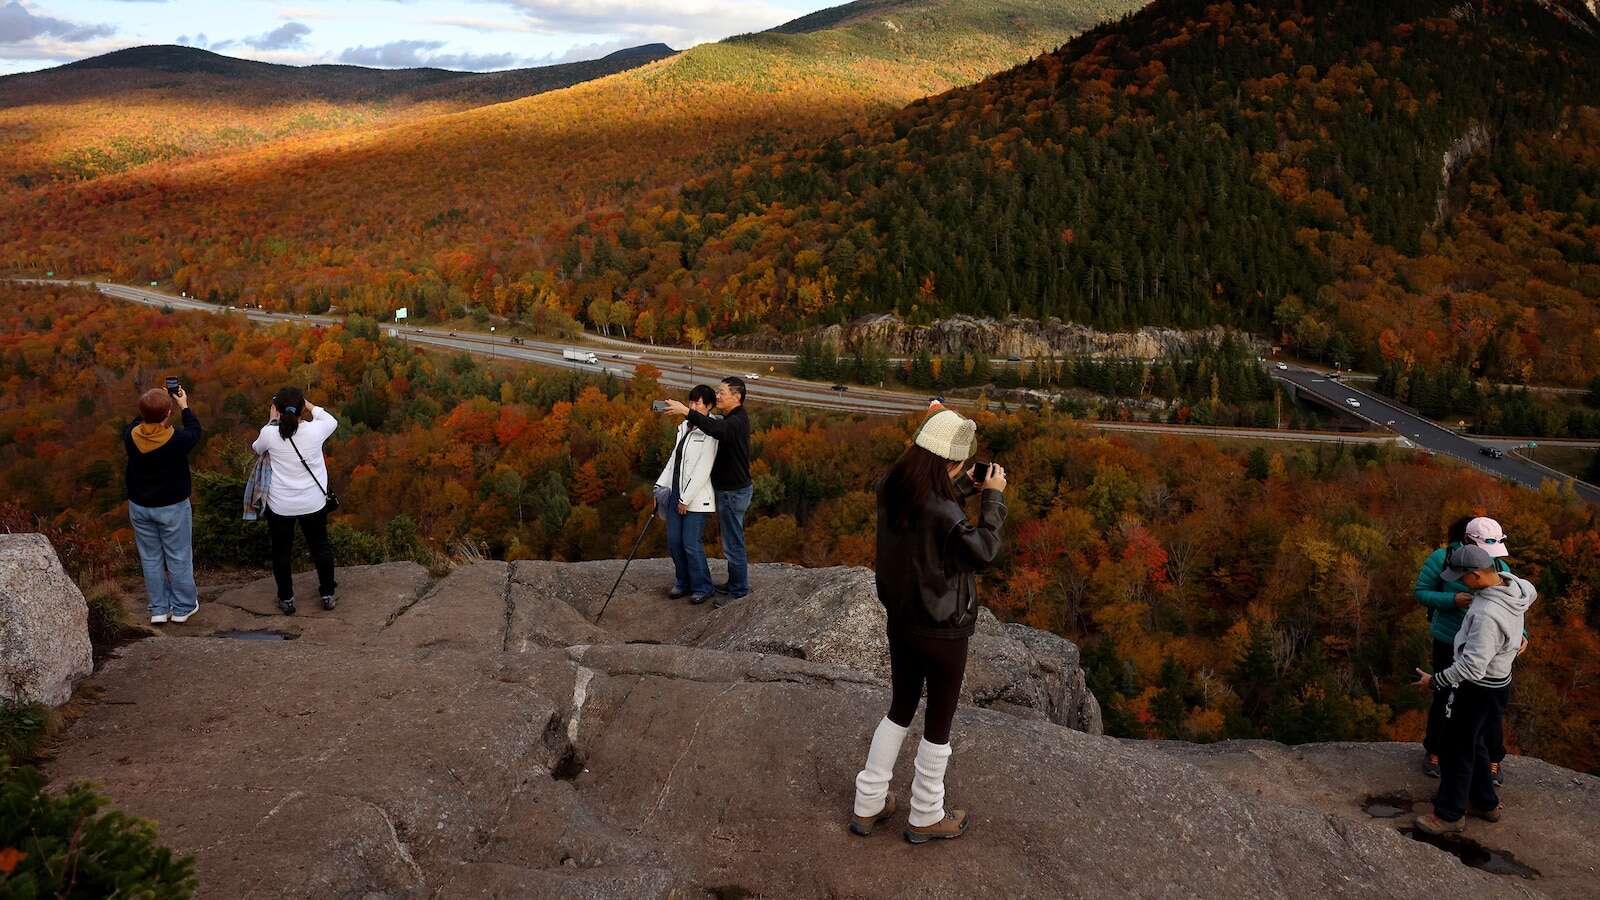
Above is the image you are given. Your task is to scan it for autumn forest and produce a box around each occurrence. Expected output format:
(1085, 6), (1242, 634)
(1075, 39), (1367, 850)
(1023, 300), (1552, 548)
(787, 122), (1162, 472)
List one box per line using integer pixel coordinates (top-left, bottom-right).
(3, 0), (1600, 774)
(3, 283), (1598, 772)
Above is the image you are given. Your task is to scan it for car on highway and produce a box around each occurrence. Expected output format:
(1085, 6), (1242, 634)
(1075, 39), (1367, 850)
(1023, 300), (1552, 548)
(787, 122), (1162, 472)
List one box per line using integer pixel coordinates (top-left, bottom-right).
(448, 332), (457, 337)
(1007, 355), (1022, 363)
(510, 337), (526, 345)
(832, 384), (848, 393)
(414, 328), (424, 333)
(744, 373), (761, 380)
(612, 353), (624, 359)
(1480, 447), (1505, 459)
(1386, 419), (1396, 426)
(1345, 398), (1361, 408)
(1276, 363), (1288, 370)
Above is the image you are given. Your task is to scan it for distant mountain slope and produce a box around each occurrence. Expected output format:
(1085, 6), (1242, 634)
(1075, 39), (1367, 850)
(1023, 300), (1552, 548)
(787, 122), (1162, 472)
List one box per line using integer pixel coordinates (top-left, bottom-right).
(548, 0), (1600, 385)
(0, 43), (676, 183)
(0, 0), (1140, 318)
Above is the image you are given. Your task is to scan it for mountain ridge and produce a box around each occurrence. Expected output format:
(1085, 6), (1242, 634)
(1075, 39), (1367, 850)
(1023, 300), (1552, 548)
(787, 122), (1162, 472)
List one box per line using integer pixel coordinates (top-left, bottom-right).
(0, 0), (1140, 304)
(548, 0), (1600, 385)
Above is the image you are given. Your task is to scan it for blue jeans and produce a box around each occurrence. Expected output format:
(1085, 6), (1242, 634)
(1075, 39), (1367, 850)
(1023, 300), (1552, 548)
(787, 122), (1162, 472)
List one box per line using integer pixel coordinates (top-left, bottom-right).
(716, 484), (753, 595)
(665, 506), (714, 597)
(129, 499), (198, 618)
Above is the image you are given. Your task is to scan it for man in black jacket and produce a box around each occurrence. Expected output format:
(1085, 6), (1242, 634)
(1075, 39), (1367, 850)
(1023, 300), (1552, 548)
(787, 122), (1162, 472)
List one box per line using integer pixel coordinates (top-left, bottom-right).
(124, 385), (203, 625)
(663, 376), (752, 606)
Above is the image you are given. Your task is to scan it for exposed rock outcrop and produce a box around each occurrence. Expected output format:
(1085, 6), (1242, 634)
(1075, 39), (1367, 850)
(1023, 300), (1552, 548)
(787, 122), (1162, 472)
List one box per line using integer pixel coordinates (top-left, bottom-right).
(43, 558), (1597, 897)
(0, 533), (93, 706)
(717, 313), (1260, 360)
(1435, 119), (1493, 226)
(191, 559), (1099, 733)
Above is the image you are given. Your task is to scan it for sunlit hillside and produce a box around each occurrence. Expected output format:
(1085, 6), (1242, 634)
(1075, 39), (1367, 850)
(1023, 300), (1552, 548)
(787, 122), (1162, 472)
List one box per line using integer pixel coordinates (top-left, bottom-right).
(1, 0), (1140, 316)
(0, 44), (677, 186)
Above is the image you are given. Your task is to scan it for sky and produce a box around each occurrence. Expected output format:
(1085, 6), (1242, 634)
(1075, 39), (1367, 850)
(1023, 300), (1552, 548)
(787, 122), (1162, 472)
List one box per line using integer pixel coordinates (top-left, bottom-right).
(0, 0), (846, 75)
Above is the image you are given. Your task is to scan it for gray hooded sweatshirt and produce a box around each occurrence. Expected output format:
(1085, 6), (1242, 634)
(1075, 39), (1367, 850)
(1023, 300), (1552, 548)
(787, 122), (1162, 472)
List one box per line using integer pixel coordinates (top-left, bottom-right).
(1434, 573), (1537, 691)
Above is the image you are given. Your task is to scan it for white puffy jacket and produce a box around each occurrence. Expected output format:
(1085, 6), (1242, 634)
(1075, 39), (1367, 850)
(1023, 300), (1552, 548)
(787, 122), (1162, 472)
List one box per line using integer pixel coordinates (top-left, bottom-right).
(655, 421), (718, 513)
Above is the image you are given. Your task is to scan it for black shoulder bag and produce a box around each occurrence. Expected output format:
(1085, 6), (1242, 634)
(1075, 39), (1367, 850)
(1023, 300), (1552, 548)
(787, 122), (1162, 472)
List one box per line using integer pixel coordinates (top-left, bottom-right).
(287, 435), (340, 513)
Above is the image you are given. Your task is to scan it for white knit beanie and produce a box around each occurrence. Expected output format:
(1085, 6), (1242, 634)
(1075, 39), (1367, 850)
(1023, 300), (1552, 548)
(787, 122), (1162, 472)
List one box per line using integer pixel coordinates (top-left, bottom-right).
(914, 410), (977, 462)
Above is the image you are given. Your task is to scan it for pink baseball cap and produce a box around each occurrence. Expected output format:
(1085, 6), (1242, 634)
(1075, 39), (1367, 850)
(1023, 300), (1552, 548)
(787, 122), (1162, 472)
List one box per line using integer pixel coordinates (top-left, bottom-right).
(1464, 517), (1509, 558)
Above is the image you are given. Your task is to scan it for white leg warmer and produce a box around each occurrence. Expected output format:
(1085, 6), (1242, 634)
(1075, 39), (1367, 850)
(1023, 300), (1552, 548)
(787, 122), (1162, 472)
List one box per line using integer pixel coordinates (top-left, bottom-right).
(907, 738), (953, 827)
(853, 717), (909, 817)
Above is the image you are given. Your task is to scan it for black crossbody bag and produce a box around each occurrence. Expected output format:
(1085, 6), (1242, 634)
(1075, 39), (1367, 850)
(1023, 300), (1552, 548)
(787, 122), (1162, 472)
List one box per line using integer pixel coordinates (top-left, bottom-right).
(287, 435), (340, 514)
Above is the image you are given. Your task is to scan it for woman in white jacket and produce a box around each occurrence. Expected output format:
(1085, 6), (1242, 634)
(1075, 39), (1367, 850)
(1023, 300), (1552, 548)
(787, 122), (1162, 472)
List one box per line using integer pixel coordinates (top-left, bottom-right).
(251, 386), (338, 615)
(656, 385), (719, 603)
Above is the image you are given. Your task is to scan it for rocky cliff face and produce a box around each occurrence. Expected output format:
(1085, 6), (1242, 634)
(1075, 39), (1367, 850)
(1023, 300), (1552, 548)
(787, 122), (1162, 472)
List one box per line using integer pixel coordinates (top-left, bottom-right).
(1435, 119), (1493, 226)
(38, 555), (1600, 898)
(716, 313), (1260, 360)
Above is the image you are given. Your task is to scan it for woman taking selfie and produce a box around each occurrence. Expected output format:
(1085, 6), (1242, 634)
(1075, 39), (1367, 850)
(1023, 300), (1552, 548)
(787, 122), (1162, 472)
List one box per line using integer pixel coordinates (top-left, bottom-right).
(850, 409), (1007, 844)
(252, 387), (338, 615)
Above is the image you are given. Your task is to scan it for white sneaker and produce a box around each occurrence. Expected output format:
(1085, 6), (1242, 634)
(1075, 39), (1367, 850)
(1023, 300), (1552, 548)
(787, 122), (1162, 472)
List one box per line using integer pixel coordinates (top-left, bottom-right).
(150, 613), (169, 624)
(169, 605), (199, 624)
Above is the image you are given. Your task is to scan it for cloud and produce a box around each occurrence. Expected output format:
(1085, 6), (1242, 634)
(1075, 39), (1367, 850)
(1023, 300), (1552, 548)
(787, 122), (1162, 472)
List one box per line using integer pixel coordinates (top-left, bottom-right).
(244, 21), (310, 50)
(0, 1), (116, 44)
(496, 0), (793, 38)
(420, 15), (540, 34)
(274, 6), (341, 22)
(533, 37), (643, 64)
(337, 39), (521, 71)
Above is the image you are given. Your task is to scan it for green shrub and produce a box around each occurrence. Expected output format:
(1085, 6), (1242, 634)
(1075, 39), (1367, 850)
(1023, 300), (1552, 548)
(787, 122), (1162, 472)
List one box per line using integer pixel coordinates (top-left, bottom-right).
(0, 758), (196, 898)
(0, 704), (54, 763)
(84, 583), (129, 648)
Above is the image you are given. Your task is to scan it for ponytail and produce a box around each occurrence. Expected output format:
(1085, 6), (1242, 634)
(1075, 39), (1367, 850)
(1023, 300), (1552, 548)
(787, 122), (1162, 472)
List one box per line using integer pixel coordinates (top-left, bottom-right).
(274, 386), (305, 441)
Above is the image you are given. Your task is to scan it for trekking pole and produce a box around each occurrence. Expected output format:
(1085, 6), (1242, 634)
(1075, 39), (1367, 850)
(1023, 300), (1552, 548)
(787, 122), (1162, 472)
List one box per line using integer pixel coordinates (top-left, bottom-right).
(597, 510), (657, 624)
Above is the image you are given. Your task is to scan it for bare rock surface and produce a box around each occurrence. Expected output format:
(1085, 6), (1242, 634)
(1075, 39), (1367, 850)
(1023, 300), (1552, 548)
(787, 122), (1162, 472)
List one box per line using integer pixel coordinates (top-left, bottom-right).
(0, 532), (93, 706)
(1156, 740), (1599, 899)
(45, 559), (1593, 898)
(717, 312), (1263, 361)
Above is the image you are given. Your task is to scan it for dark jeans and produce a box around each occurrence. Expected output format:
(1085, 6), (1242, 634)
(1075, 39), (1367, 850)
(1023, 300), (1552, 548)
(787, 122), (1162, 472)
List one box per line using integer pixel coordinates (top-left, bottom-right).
(665, 503), (713, 596)
(1433, 682), (1509, 822)
(715, 484), (753, 594)
(267, 506), (336, 602)
(886, 632), (970, 745)
(1424, 639), (1505, 761)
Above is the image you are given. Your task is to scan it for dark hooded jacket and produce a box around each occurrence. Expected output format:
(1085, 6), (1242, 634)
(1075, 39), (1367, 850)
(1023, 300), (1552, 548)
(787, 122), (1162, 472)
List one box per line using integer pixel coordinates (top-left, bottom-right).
(874, 483), (1007, 639)
(123, 409), (202, 508)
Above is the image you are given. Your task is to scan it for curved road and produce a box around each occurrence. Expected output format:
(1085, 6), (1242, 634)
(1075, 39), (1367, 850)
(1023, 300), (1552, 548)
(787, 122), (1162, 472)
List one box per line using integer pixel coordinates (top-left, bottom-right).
(1273, 365), (1599, 502)
(14, 278), (1596, 501)
(19, 279), (930, 416)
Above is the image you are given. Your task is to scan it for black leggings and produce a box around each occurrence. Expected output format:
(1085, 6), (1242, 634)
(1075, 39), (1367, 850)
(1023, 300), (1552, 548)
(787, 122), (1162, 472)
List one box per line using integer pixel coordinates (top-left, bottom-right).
(886, 632), (970, 745)
(267, 506), (336, 601)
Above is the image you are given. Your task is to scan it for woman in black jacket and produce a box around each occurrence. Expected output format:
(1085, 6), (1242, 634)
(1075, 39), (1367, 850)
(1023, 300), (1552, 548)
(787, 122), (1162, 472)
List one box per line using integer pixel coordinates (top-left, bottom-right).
(850, 409), (1007, 844)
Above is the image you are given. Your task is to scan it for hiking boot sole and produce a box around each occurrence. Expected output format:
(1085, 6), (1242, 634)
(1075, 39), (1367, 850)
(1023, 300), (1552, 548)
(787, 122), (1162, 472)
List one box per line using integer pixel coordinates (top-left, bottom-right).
(905, 819), (969, 844)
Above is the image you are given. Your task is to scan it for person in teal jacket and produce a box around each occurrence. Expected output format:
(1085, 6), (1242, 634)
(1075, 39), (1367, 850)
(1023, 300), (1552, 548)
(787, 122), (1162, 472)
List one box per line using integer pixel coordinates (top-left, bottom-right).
(1414, 516), (1525, 781)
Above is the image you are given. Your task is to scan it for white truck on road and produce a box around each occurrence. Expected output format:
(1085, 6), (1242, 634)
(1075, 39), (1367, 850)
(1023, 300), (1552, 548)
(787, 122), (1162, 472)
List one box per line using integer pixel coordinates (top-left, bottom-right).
(563, 348), (600, 365)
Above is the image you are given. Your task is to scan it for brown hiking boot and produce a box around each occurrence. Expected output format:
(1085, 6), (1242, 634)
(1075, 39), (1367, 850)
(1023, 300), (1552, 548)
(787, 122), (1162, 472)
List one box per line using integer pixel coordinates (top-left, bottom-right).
(1469, 804), (1503, 823)
(1413, 813), (1465, 836)
(905, 809), (969, 844)
(849, 795), (897, 836)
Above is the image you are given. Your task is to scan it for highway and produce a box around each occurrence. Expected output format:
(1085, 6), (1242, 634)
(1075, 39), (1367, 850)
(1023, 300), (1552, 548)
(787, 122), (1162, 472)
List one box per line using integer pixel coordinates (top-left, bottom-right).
(12, 278), (1597, 500)
(1272, 364), (1599, 502)
(16, 279), (932, 416)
